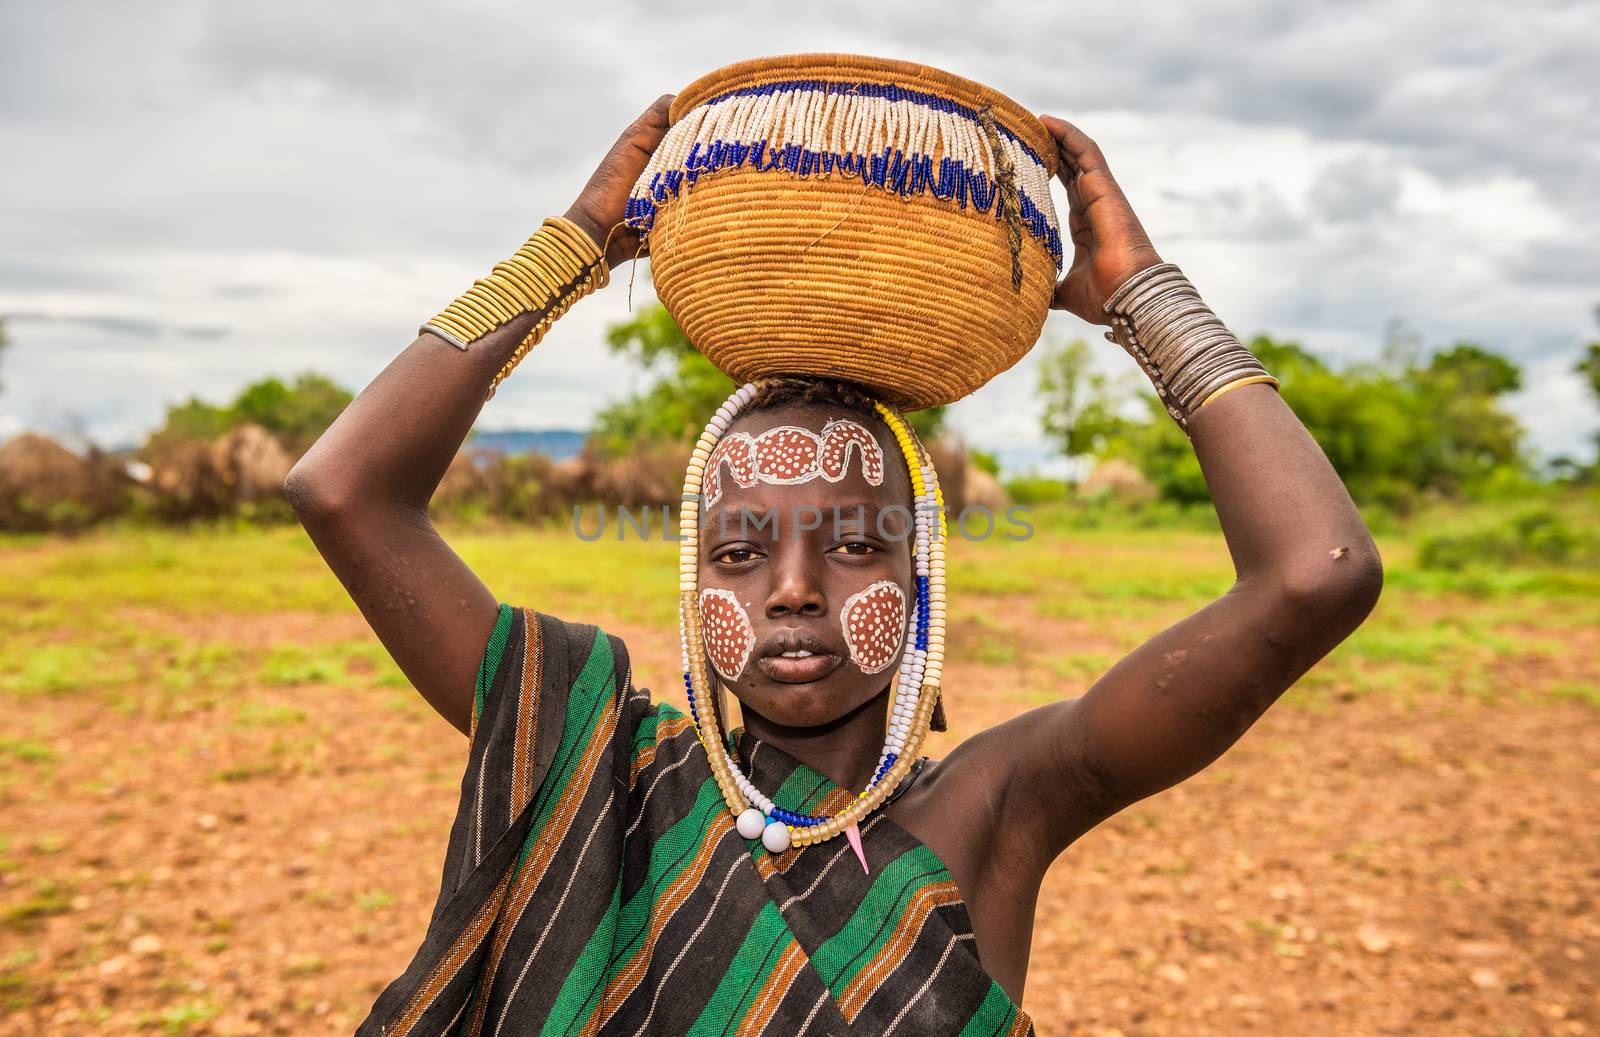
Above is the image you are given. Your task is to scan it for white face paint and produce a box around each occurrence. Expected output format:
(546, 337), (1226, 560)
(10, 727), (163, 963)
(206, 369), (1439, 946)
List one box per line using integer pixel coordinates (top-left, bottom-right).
(698, 588), (755, 681)
(839, 580), (907, 674)
(704, 418), (886, 507)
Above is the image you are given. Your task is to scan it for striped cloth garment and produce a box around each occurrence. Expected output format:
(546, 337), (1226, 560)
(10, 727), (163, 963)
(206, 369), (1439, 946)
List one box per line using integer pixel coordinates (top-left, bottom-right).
(357, 604), (1036, 1036)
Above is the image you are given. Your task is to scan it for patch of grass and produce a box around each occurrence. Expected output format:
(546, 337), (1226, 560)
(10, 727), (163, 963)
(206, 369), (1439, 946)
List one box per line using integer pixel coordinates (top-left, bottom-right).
(947, 556), (1044, 596)
(153, 1000), (218, 1034)
(0, 967), (41, 1011)
(1046, 652), (1117, 685)
(2, 504), (1595, 730)
(2, 948), (38, 968)
(355, 888), (395, 914)
(949, 614), (1021, 666)
(258, 646), (345, 686)
(302, 888), (338, 908)
(284, 953), (326, 976)
(234, 701), (309, 728)
(256, 641), (412, 690)
(2, 880), (73, 931)
(214, 761), (282, 783)
(0, 740), (55, 764)
(0, 641), (140, 698)
(1, 527), (344, 615)
(156, 642), (247, 701)
(1549, 682), (1600, 708)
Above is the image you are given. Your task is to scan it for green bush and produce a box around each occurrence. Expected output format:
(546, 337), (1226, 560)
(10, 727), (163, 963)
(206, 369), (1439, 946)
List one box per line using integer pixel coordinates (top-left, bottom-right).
(1417, 509), (1585, 571)
(1004, 475), (1071, 506)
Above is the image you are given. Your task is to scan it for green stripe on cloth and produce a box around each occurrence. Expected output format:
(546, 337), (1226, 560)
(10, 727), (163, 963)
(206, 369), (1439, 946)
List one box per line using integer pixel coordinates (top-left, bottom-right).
(540, 777), (728, 1033)
(512, 625), (616, 880)
(959, 980), (1027, 1037)
(473, 603), (515, 728)
(631, 707), (661, 755)
(810, 847), (950, 992)
(685, 900), (797, 1037)
(538, 870), (627, 1037)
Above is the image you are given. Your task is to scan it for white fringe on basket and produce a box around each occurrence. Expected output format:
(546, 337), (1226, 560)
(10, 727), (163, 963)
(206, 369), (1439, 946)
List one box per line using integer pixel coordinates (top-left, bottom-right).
(625, 80), (1064, 269)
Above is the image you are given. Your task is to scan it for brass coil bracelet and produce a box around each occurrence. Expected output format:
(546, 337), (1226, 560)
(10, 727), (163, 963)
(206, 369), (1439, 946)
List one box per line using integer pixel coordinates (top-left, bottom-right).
(419, 216), (610, 399)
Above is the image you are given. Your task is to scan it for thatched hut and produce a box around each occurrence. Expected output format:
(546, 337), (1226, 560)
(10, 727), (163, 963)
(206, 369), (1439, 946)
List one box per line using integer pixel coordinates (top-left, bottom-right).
(0, 432), (128, 531)
(148, 423), (293, 520)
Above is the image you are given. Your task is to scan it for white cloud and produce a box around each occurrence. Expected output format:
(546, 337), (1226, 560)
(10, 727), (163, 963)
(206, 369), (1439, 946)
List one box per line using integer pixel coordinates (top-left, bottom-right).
(1, 0), (1596, 464)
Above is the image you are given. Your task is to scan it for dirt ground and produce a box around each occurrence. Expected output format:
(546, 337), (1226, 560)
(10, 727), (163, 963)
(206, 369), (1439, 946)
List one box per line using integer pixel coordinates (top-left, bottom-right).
(1, 604), (1596, 1037)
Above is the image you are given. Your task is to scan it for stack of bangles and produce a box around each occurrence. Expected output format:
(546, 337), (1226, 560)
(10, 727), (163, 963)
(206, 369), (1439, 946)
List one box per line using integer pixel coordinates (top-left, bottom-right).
(1103, 261), (1280, 431)
(419, 215), (610, 398)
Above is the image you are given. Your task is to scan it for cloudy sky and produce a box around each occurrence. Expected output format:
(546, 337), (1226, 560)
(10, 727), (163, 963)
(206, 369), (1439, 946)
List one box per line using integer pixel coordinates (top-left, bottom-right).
(3, 1), (1596, 469)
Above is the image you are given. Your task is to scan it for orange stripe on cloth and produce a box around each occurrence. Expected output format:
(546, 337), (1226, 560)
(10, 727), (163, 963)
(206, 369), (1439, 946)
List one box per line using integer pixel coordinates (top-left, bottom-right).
(630, 712), (694, 789)
(583, 809), (739, 1035)
(1006, 1004), (1036, 1037)
(836, 878), (965, 1020)
(734, 932), (811, 1036)
(510, 608), (544, 823)
(463, 691), (621, 1036)
(390, 866), (516, 1037)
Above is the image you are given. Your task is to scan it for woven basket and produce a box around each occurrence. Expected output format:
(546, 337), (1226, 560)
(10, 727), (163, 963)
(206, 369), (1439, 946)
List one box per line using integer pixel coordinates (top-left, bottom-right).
(626, 53), (1062, 411)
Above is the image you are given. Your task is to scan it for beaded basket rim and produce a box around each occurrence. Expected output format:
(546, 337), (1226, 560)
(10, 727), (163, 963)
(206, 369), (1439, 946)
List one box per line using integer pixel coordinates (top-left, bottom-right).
(665, 52), (1060, 180)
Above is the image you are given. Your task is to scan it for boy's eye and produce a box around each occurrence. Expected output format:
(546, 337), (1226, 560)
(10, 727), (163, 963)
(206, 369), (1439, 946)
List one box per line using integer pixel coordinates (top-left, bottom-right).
(833, 542), (875, 556)
(716, 547), (760, 564)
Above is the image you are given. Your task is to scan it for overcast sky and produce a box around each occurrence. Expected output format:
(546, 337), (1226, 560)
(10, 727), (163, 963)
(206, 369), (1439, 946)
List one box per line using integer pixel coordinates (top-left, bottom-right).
(3, 1), (1596, 470)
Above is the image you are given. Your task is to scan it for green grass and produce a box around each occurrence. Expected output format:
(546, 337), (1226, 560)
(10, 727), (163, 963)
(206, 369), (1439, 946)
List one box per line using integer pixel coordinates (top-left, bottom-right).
(2, 880), (73, 932)
(0, 501), (1594, 720)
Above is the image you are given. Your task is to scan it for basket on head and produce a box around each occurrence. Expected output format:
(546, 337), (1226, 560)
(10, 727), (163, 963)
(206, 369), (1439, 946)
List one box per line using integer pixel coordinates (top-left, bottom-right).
(626, 53), (1063, 411)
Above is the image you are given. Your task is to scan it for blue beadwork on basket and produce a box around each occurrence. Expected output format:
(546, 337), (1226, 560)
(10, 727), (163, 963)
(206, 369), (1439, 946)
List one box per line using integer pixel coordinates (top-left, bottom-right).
(626, 79), (1063, 271)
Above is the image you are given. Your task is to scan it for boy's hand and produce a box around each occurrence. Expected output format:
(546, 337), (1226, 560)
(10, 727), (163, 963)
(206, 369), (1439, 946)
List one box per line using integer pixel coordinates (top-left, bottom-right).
(1039, 115), (1164, 325)
(565, 94), (674, 269)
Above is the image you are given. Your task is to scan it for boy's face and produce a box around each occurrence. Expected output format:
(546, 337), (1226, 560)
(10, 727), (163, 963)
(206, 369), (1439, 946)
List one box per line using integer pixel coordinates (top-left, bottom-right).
(697, 402), (915, 730)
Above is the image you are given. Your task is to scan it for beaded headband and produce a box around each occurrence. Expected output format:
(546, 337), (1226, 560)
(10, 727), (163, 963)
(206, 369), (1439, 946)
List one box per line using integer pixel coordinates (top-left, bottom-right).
(679, 381), (948, 870)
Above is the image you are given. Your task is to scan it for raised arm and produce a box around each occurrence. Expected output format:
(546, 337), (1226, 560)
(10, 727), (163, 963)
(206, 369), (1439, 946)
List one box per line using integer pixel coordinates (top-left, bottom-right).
(1005, 117), (1384, 859)
(285, 96), (672, 736)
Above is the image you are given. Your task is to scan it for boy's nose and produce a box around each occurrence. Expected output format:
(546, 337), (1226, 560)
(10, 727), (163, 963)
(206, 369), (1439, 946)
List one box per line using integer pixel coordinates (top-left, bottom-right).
(764, 545), (827, 619)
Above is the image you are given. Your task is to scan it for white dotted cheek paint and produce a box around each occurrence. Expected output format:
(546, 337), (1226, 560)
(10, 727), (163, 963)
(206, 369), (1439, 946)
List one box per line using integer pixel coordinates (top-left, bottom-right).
(698, 588), (755, 682)
(839, 580), (907, 675)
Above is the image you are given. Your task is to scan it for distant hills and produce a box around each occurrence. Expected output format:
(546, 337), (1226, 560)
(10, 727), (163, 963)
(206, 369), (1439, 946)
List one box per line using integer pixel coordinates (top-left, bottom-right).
(469, 428), (587, 461)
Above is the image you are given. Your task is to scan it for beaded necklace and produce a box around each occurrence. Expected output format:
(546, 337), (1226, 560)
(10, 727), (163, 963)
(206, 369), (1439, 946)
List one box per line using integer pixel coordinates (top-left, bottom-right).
(678, 382), (948, 866)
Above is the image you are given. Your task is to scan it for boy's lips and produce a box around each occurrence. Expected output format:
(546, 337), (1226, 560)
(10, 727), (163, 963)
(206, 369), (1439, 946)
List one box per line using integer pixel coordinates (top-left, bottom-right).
(753, 630), (841, 684)
(755, 651), (842, 683)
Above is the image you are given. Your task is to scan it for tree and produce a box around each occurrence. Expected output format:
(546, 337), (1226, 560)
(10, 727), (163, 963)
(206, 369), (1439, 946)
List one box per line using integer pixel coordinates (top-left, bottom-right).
(230, 373), (353, 454)
(592, 299), (946, 454)
(1036, 337), (1133, 461)
(1577, 305), (1600, 469)
(1039, 331), (1533, 509)
(590, 304), (737, 454)
(1580, 341), (1600, 401)
(143, 372), (353, 460)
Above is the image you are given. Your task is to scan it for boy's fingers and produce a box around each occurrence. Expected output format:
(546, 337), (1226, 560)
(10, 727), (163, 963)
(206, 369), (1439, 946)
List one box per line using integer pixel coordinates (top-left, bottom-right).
(1042, 114), (1131, 212)
(1040, 115), (1107, 177)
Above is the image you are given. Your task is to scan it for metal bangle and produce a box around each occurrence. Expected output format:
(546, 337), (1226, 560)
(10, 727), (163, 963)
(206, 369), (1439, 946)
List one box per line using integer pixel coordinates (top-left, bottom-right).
(1101, 263), (1274, 431)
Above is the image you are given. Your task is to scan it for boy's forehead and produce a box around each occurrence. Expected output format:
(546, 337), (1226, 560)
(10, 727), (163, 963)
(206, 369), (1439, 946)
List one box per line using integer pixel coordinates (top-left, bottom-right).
(714, 403), (912, 507)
